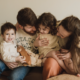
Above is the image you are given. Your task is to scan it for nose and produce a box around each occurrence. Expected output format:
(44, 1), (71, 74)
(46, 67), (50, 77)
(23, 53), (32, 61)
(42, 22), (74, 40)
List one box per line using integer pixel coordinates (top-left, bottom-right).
(9, 34), (11, 38)
(40, 29), (43, 33)
(33, 26), (36, 31)
(56, 32), (60, 36)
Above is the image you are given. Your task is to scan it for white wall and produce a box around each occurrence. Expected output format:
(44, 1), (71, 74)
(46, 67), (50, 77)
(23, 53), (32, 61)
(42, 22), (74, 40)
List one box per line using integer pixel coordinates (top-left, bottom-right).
(0, 0), (80, 26)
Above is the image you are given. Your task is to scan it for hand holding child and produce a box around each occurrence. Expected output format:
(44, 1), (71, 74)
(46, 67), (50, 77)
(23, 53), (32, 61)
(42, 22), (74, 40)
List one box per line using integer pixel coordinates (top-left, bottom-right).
(56, 49), (71, 60)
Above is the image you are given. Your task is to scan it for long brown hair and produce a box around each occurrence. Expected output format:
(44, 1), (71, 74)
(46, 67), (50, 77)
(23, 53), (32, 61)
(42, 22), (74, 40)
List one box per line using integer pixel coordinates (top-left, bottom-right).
(59, 16), (80, 74)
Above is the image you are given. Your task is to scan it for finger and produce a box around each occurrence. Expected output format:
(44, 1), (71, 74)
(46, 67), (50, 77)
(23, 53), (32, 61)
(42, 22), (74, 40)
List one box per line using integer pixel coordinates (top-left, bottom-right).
(56, 53), (65, 56)
(61, 49), (69, 52)
(12, 62), (18, 65)
(36, 34), (40, 40)
(9, 64), (18, 68)
(22, 61), (27, 63)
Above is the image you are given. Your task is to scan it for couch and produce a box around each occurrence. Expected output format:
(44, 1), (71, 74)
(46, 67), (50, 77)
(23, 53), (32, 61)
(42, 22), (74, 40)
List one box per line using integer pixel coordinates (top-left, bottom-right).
(0, 67), (80, 80)
(0, 67), (43, 80)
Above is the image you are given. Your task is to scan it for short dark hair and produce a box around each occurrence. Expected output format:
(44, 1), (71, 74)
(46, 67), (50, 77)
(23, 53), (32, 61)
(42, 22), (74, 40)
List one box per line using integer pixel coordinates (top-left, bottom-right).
(17, 7), (37, 27)
(36, 13), (57, 35)
(1, 22), (16, 35)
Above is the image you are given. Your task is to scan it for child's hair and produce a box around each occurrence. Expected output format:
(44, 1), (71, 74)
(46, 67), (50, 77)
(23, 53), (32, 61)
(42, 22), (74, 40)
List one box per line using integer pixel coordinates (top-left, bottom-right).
(17, 7), (37, 27)
(1, 22), (16, 35)
(36, 13), (57, 35)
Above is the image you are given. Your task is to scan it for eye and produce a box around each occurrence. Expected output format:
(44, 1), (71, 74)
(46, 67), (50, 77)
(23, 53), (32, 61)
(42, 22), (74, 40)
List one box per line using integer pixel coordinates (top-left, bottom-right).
(12, 33), (14, 35)
(6, 33), (9, 35)
(43, 29), (45, 30)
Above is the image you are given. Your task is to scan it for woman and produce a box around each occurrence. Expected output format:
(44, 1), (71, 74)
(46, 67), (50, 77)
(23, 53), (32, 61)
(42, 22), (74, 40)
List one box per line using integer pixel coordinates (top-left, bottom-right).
(43, 15), (80, 80)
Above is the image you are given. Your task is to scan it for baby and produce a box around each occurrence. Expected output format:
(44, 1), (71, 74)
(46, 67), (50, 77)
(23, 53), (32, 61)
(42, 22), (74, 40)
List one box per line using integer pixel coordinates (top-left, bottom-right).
(0, 22), (42, 69)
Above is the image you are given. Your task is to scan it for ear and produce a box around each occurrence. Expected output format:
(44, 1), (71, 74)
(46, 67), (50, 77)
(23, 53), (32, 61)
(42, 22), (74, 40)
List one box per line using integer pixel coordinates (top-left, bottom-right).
(1, 34), (4, 38)
(18, 24), (23, 29)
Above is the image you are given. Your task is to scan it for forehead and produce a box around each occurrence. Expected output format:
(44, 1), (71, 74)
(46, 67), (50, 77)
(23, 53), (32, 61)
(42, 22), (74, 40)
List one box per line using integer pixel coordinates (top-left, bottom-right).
(5, 29), (15, 33)
(39, 24), (45, 28)
(58, 25), (71, 38)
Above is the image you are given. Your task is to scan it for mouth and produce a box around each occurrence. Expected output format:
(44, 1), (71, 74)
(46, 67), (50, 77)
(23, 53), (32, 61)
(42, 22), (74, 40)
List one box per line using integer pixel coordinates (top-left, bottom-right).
(8, 38), (12, 41)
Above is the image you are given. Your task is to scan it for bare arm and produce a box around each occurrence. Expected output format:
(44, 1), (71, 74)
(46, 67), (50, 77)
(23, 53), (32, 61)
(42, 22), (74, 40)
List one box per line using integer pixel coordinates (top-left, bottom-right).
(45, 50), (69, 73)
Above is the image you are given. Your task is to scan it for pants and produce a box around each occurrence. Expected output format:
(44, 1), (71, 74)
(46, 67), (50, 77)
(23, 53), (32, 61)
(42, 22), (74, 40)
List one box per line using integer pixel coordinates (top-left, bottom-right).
(43, 58), (62, 80)
(0, 60), (31, 80)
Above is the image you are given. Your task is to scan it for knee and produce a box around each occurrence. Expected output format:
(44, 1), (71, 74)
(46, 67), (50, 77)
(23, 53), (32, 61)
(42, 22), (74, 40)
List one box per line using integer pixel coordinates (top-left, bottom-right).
(8, 74), (22, 80)
(43, 58), (62, 76)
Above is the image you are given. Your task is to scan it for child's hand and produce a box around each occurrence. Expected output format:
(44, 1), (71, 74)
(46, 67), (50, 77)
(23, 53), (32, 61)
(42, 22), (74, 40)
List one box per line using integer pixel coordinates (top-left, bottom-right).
(16, 56), (26, 63)
(39, 54), (44, 59)
(34, 35), (49, 47)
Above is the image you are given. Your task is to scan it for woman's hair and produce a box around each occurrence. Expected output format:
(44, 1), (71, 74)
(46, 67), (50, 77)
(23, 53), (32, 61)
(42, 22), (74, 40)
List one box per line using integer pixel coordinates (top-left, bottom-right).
(36, 13), (57, 35)
(17, 7), (37, 27)
(59, 15), (80, 74)
(1, 22), (16, 35)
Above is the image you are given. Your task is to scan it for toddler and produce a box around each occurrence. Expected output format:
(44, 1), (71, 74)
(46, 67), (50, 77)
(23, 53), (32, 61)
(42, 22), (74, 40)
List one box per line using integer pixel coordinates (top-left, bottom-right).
(0, 22), (42, 69)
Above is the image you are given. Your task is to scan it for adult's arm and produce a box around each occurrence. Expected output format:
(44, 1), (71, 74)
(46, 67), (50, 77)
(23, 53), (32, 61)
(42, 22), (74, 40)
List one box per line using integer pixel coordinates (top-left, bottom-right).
(0, 54), (18, 69)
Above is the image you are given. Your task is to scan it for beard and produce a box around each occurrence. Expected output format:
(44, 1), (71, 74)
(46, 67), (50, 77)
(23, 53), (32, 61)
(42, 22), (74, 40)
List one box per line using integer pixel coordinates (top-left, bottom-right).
(23, 28), (36, 36)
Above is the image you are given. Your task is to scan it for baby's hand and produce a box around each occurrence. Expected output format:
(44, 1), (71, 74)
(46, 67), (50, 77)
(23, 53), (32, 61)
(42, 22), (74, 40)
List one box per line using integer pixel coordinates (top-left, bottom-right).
(39, 54), (44, 59)
(16, 56), (26, 63)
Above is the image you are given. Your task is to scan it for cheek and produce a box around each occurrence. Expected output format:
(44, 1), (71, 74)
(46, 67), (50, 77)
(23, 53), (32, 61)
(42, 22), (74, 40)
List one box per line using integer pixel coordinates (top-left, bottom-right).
(24, 28), (32, 32)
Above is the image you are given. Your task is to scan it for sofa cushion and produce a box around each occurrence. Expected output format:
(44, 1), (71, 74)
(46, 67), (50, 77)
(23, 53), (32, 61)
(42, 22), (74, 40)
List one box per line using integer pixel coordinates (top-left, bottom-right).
(47, 74), (80, 80)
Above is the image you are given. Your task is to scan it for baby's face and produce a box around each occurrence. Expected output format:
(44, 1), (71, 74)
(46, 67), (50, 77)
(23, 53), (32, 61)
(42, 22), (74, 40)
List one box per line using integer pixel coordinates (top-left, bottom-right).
(2, 29), (16, 43)
(38, 24), (50, 34)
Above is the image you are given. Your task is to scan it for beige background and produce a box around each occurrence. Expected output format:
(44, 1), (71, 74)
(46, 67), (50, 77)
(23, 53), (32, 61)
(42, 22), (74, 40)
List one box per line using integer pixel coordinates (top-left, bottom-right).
(0, 0), (80, 26)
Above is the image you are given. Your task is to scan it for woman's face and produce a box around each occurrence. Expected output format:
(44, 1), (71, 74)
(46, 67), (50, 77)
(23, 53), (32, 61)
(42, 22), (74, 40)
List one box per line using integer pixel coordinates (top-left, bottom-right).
(57, 25), (72, 38)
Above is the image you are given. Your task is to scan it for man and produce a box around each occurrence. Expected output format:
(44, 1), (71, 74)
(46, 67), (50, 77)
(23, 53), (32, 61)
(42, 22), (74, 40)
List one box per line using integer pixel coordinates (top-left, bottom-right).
(0, 7), (48, 80)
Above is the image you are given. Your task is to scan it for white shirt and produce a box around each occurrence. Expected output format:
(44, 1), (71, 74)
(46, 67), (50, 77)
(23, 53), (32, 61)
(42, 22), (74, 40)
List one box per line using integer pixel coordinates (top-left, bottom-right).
(0, 41), (19, 62)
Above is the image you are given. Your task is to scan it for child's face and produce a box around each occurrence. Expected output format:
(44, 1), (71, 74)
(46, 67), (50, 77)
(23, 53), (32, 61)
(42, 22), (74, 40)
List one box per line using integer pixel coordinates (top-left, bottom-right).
(39, 24), (50, 34)
(2, 29), (16, 43)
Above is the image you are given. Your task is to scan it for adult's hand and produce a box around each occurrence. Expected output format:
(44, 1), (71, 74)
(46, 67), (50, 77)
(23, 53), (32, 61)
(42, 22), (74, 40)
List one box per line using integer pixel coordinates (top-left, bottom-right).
(0, 54), (18, 69)
(4, 62), (18, 69)
(56, 49), (71, 60)
(33, 34), (49, 47)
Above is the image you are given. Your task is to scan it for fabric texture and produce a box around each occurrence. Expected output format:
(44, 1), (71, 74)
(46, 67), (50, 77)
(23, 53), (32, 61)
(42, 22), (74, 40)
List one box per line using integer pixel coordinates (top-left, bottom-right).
(38, 33), (60, 57)
(43, 58), (62, 80)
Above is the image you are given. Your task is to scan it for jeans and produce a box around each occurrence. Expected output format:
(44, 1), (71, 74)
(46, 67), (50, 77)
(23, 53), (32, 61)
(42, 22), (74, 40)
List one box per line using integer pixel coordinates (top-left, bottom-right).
(0, 60), (31, 80)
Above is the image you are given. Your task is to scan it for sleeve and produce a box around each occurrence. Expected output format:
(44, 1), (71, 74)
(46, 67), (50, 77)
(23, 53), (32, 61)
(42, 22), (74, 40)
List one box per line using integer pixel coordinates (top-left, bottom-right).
(0, 46), (16, 62)
(33, 33), (38, 50)
(25, 49), (36, 57)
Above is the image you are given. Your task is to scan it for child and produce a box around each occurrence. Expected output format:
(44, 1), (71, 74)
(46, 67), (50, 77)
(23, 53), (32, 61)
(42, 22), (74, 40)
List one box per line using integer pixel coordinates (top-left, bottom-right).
(0, 22), (42, 69)
(34, 13), (69, 70)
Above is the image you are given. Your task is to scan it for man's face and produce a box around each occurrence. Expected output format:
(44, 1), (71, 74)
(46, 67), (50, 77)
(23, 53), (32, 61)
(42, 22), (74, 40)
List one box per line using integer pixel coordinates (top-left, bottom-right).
(57, 25), (71, 38)
(23, 24), (36, 35)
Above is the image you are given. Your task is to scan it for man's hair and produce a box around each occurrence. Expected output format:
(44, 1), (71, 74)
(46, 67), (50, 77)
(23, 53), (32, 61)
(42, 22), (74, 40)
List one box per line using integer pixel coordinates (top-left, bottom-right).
(36, 13), (57, 35)
(1, 22), (16, 35)
(59, 16), (80, 74)
(17, 7), (37, 27)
